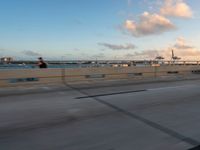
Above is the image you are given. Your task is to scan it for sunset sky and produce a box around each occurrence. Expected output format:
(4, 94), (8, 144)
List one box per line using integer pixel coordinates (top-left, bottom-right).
(0, 0), (200, 60)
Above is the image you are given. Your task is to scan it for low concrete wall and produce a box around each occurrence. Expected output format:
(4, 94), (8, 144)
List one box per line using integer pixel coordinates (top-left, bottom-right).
(1, 65), (200, 87)
(0, 69), (62, 87)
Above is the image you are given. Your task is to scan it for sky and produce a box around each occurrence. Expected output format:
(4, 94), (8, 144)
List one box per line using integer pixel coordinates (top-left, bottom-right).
(0, 0), (200, 60)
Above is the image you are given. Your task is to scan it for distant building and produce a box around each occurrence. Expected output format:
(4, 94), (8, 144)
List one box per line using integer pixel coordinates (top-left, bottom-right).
(0, 57), (13, 63)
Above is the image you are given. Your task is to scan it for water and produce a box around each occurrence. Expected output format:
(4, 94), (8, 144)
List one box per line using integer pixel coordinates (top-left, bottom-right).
(0, 63), (111, 70)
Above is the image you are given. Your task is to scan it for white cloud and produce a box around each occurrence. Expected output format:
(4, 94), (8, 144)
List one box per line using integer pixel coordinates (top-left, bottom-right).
(174, 37), (194, 49)
(123, 50), (165, 60)
(123, 26), (197, 60)
(121, 0), (194, 37)
(124, 50), (160, 59)
(125, 37), (200, 60)
(160, 0), (193, 18)
(170, 37), (200, 59)
(163, 48), (200, 60)
(124, 12), (176, 37)
(135, 50), (160, 58)
(99, 43), (136, 50)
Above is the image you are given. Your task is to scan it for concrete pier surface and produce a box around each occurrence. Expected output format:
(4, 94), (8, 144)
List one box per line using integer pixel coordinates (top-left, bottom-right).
(1, 78), (200, 150)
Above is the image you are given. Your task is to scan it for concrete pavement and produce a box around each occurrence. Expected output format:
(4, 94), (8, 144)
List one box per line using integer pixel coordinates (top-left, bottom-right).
(1, 79), (200, 150)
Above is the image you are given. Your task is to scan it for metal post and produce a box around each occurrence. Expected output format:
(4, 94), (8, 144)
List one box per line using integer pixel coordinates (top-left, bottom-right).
(61, 68), (66, 84)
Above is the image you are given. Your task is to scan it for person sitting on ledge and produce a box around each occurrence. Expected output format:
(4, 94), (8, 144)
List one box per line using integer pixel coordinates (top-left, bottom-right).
(38, 57), (47, 68)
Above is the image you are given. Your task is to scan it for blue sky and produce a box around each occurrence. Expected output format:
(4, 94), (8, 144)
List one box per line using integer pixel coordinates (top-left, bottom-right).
(0, 0), (199, 60)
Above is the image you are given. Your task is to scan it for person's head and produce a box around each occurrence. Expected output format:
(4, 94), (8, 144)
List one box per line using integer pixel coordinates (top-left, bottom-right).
(38, 57), (43, 61)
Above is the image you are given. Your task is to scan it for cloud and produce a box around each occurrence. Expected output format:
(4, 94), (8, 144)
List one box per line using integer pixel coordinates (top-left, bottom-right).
(160, 0), (193, 18)
(124, 12), (176, 37)
(22, 50), (41, 57)
(134, 50), (160, 58)
(162, 47), (200, 60)
(174, 37), (194, 49)
(125, 50), (160, 59)
(131, 37), (200, 60)
(170, 37), (200, 59)
(98, 43), (136, 50)
(125, 37), (200, 60)
(121, 0), (193, 37)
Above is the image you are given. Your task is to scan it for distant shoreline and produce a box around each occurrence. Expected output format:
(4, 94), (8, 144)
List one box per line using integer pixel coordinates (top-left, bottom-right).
(1, 60), (200, 70)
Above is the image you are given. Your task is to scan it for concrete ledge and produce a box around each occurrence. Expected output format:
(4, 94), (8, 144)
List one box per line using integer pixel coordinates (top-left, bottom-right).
(1, 66), (200, 87)
(1, 74), (200, 97)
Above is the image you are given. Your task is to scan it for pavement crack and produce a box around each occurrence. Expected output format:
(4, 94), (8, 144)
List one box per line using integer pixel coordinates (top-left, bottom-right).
(76, 89), (147, 99)
(64, 83), (200, 147)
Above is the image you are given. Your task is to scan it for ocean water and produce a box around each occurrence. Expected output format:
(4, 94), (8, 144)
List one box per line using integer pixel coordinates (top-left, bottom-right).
(0, 63), (111, 70)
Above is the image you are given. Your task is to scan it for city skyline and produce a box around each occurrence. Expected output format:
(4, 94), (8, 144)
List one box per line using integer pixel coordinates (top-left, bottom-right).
(0, 0), (200, 60)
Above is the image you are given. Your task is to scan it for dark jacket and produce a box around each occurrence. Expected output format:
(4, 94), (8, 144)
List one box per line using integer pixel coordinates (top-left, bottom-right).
(39, 61), (47, 68)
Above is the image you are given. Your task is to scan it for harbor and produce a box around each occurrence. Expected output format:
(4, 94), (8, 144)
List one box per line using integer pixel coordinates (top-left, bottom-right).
(1, 60), (200, 70)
